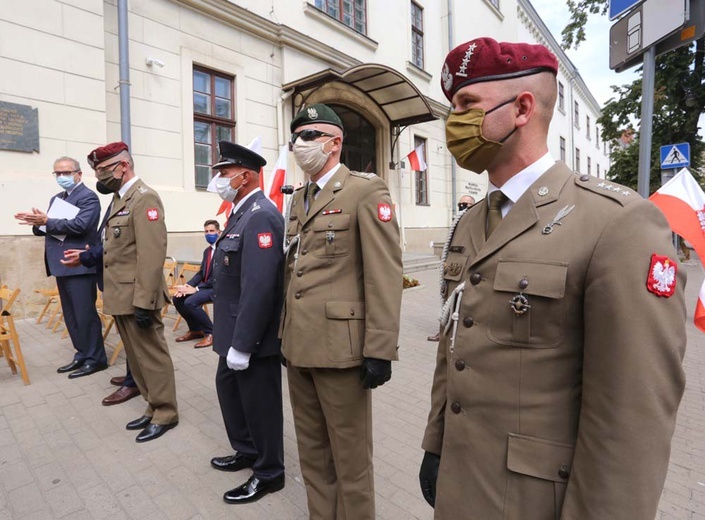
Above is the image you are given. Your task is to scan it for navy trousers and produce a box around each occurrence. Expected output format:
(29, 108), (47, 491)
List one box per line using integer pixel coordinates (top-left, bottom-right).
(173, 289), (213, 334)
(56, 274), (107, 365)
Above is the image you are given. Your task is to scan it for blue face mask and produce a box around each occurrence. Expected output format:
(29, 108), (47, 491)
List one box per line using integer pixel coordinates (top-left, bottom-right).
(205, 233), (218, 244)
(56, 175), (76, 191)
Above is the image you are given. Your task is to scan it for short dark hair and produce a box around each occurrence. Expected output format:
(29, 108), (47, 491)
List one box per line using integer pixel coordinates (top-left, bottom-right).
(204, 219), (220, 230)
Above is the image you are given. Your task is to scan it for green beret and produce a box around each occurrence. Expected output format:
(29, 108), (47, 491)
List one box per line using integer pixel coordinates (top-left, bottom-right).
(290, 103), (344, 133)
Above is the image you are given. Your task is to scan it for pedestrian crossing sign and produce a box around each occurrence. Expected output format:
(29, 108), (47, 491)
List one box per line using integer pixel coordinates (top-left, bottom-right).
(660, 143), (690, 169)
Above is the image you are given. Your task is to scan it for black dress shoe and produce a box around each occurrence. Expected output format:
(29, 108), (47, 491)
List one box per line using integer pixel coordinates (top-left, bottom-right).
(223, 475), (285, 504)
(57, 360), (84, 373)
(68, 362), (108, 379)
(211, 453), (257, 472)
(135, 421), (178, 443)
(126, 415), (152, 430)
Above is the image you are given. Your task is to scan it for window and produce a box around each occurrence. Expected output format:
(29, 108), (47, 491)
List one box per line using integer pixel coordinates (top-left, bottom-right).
(596, 127), (600, 149)
(587, 156), (591, 175)
(597, 163), (600, 177)
(586, 115), (591, 139)
(193, 66), (235, 189)
(575, 148), (581, 173)
(314, 0), (367, 34)
(604, 141), (607, 154)
(574, 101), (580, 128)
(414, 136), (428, 205)
(411, 2), (424, 69)
(560, 136), (566, 162)
(486, 0), (500, 9)
(558, 82), (565, 112)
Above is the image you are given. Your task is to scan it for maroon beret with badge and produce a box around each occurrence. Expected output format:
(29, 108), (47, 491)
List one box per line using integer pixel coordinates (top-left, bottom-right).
(87, 141), (129, 169)
(440, 37), (558, 102)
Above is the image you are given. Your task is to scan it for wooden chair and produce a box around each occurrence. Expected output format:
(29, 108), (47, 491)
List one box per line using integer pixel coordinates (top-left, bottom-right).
(96, 291), (124, 366)
(0, 285), (30, 385)
(34, 287), (60, 324)
(170, 262), (211, 332)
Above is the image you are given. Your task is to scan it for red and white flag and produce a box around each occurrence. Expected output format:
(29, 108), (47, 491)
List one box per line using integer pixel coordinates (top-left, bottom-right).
(650, 168), (705, 331)
(406, 143), (427, 172)
(265, 146), (288, 212)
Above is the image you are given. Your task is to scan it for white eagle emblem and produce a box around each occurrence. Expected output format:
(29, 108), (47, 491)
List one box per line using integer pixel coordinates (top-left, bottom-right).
(442, 62), (453, 93)
(146, 208), (159, 221)
(651, 259), (675, 293)
(307, 107), (319, 119)
(378, 203), (392, 222)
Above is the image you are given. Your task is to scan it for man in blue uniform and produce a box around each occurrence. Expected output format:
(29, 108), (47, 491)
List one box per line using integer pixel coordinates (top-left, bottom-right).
(208, 141), (286, 504)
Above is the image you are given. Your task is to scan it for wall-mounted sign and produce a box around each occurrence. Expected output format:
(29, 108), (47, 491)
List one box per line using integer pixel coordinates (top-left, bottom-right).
(0, 101), (39, 153)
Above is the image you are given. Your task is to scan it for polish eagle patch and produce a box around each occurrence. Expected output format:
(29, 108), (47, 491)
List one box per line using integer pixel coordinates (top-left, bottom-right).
(146, 208), (159, 221)
(258, 232), (273, 249)
(378, 203), (392, 222)
(647, 254), (677, 297)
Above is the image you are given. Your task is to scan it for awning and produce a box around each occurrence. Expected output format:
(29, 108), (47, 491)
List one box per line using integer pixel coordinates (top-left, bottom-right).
(282, 64), (437, 127)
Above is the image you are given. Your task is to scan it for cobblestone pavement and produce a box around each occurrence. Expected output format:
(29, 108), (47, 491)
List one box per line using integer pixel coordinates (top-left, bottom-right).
(1, 264), (704, 519)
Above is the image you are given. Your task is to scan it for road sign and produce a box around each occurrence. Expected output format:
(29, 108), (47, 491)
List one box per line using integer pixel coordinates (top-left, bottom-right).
(610, 0), (645, 20)
(610, 0), (688, 70)
(660, 143), (690, 169)
(614, 0), (705, 72)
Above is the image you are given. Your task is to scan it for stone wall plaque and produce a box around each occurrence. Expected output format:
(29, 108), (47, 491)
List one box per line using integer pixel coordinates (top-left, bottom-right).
(0, 101), (39, 153)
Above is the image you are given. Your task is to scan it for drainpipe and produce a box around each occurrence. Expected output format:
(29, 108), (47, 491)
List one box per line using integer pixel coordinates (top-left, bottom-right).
(277, 89), (294, 149)
(118, 0), (132, 148)
(447, 0), (457, 216)
(568, 72), (576, 172)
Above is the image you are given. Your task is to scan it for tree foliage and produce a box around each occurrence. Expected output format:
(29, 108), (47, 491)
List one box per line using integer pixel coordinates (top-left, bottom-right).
(563, 0), (705, 193)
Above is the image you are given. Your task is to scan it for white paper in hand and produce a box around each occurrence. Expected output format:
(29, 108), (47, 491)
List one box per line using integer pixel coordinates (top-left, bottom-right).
(40, 197), (80, 241)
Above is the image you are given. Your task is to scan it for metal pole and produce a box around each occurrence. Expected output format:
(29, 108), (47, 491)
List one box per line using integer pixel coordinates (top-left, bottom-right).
(637, 46), (656, 198)
(118, 0), (132, 148)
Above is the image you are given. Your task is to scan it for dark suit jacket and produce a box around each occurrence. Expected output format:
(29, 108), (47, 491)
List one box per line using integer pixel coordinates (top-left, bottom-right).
(211, 191), (285, 358)
(33, 182), (101, 278)
(188, 246), (215, 289)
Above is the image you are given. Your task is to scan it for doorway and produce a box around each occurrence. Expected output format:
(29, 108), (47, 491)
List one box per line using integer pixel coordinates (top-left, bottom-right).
(330, 104), (377, 174)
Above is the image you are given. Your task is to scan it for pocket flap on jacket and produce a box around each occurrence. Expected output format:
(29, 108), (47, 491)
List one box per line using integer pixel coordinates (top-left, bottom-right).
(313, 214), (351, 232)
(325, 301), (365, 320)
(494, 260), (567, 298)
(506, 433), (574, 482)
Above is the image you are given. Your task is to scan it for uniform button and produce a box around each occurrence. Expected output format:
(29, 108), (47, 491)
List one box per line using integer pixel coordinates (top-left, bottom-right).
(558, 465), (570, 479)
(302, 249), (308, 255)
(454, 359), (465, 371)
(303, 228), (310, 234)
(463, 317), (474, 328)
(450, 401), (462, 414)
(328, 222), (333, 228)
(297, 270), (303, 277)
(470, 273), (481, 285)
(519, 278), (529, 290)
(580, 175), (589, 181)
(350, 310), (355, 316)
(295, 292), (301, 299)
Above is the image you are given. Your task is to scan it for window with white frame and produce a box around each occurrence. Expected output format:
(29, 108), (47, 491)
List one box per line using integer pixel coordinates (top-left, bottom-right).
(587, 156), (591, 175)
(314, 0), (367, 34)
(558, 82), (565, 112)
(411, 2), (424, 69)
(414, 135), (428, 205)
(586, 115), (591, 139)
(575, 147), (581, 173)
(574, 101), (580, 128)
(560, 136), (566, 162)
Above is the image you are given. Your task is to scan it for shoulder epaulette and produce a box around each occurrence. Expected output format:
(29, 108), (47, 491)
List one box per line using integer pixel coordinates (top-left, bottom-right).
(350, 171), (376, 180)
(574, 174), (637, 206)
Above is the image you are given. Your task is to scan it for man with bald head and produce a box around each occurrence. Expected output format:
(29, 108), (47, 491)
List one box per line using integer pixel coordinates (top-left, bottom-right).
(281, 103), (402, 519)
(419, 38), (686, 519)
(87, 142), (178, 443)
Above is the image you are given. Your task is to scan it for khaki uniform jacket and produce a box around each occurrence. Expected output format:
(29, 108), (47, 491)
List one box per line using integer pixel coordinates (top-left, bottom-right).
(281, 165), (402, 368)
(422, 163), (686, 520)
(102, 179), (170, 315)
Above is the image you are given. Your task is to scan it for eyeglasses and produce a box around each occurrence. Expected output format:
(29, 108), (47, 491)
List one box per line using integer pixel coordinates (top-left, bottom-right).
(290, 130), (336, 144)
(52, 170), (79, 177)
(458, 202), (470, 211)
(95, 161), (122, 175)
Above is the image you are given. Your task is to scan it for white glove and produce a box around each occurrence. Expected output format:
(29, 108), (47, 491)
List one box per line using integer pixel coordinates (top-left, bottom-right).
(226, 347), (251, 371)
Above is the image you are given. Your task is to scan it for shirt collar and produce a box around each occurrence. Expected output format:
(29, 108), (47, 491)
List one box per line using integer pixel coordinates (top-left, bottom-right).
(231, 188), (261, 215)
(312, 163), (341, 191)
(487, 153), (555, 203)
(118, 176), (139, 198)
(66, 180), (83, 196)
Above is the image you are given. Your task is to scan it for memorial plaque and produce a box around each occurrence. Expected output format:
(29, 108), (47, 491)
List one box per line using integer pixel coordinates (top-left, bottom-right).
(0, 101), (39, 153)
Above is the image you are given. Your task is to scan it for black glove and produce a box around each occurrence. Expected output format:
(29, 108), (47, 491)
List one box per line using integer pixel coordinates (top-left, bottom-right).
(360, 357), (392, 389)
(419, 451), (441, 508)
(134, 307), (153, 329)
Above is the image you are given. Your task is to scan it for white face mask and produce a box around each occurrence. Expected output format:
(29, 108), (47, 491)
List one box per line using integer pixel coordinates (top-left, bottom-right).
(215, 174), (242, 202)
(293, 138), (333, 176)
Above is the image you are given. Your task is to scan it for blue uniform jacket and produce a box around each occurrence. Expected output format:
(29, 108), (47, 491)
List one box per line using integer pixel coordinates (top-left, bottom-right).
(211, 190), (285, 358)
(32, 182), (101, 278)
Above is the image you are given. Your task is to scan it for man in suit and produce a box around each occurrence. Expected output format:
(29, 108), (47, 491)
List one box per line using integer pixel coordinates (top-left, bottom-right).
(62, 181), (141, 406)
(86, 141), (178, 443)
(172, 219), (219, 349)
(418, 38), (687, 520)
(207, 141), (286, 504)
(15, 156), (108, 378)
(281, 104), (403, 519)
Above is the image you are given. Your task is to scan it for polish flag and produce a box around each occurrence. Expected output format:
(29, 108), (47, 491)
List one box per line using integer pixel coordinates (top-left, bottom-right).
(406, 143), (427, 171)
(265, 146), (288, 212)
(649, 168), (705, 331)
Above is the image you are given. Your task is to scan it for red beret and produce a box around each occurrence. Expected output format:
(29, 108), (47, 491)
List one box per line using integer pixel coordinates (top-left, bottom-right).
(441, 38), (558, 102)
(87, 141), (129, 168)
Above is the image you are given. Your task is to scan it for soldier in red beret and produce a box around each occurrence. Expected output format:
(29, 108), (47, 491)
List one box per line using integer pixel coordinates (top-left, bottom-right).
(86, 141), (179, 443)
(419, 38), (687, 520)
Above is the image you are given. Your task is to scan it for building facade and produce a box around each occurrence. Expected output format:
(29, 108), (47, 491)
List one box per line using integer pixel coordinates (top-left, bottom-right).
(0, 0), (610, 315)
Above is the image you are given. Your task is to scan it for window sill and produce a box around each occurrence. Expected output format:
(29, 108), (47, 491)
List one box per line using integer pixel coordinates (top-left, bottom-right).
(406, 61), (432, 82)
(483, 0), (504, 20)
(304, 3), (378, 51)
(557, 106), (565, 115)
(416, 202), (431, 207)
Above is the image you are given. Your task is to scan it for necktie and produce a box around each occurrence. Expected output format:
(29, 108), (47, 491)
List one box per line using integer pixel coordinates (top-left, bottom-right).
(486, 190), (508, 238)
(306, 183), (320, 215)
(204, 248), (213, 282)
